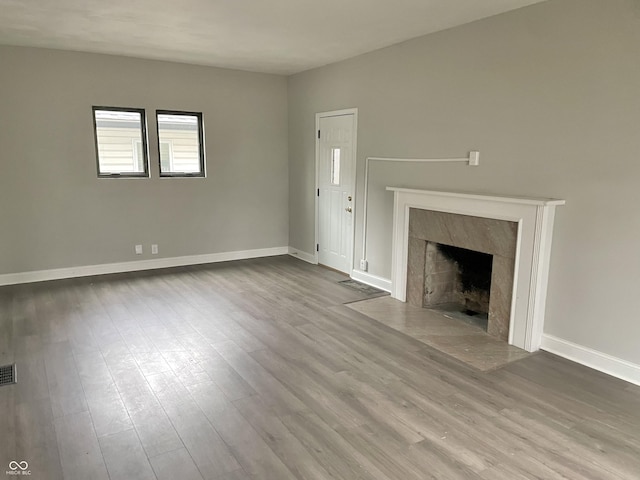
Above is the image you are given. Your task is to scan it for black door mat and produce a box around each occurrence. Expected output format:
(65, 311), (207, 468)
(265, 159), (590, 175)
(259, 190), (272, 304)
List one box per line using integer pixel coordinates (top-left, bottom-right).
(339, 279), (386, 296)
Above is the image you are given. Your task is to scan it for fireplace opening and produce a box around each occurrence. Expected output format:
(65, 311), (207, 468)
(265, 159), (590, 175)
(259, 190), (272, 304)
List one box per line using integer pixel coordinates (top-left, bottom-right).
(423, 242), (493, 331)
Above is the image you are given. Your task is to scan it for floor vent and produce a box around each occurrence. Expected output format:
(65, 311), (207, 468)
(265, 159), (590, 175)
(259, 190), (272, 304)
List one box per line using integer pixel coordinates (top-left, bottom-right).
(338, 279), (386, 296)
(0, 364), (16, 386)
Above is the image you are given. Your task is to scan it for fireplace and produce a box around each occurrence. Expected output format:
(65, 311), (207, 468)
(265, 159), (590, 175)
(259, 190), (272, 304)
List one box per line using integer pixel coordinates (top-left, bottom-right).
(388, 188), (565, 352)
(406, 208), (517, 341)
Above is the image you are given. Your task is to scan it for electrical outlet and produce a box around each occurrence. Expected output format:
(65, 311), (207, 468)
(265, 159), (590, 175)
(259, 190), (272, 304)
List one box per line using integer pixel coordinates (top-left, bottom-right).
(360, 259), (368, 271)
(151, 244), (158, 255)
(135, 244), (143, 255)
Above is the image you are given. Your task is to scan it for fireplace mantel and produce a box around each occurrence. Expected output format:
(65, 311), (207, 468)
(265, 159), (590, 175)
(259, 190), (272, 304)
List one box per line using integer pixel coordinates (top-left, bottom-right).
(387, 187), (565, 352)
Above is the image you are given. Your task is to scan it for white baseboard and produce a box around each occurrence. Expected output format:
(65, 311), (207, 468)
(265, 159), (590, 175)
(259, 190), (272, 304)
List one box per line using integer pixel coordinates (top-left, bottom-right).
(350, 269), (392, 293)
(287, 247), (317, 264)
(0, 246), (289, 286)
(541, 334), (640, 387)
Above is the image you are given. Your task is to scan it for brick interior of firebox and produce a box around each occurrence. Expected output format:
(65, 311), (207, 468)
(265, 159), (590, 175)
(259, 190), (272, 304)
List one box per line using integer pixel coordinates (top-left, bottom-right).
(424, 242), (493, 331)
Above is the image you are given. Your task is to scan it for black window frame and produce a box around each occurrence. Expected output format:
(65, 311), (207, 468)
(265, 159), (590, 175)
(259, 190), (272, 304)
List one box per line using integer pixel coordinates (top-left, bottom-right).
(156, 110), (206, 178)
(92, 106), (150, 178)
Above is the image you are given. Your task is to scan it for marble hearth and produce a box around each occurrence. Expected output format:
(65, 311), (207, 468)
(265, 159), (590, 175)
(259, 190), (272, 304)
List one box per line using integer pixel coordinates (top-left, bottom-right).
(388, 188), (565, 352)
(406, 209), (518, 342)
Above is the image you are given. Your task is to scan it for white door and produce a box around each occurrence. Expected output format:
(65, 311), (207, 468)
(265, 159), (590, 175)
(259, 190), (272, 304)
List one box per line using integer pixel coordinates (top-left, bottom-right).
(317, 112), (356, 273)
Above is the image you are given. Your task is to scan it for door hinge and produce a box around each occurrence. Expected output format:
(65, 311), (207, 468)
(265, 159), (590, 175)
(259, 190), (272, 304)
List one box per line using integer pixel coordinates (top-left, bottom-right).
(316, 244), (319, 252)
(317, 188), (320, 196)
(317, 130), (320, 139)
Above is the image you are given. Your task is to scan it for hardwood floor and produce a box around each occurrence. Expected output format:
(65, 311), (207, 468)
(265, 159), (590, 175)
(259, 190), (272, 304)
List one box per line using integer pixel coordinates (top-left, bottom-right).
(0, 255), (639, 479)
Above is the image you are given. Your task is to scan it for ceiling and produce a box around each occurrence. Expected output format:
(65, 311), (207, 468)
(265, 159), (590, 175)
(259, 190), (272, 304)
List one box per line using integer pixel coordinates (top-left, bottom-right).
(0, 0), (547, 75)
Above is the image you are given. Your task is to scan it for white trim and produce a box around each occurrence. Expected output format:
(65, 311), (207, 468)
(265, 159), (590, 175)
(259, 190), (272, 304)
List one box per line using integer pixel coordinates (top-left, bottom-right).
(388, 187), (565, 352)
(0, 247), (288, 286)
(315, 108), (358, 273)
(350, 269), (392, 293)
(386, 187), (565, 207)
(159, 139), (175, 171)
(287, 247), (318, 264)
(541, 334), (640, 387)
(133, 139), (144, 171)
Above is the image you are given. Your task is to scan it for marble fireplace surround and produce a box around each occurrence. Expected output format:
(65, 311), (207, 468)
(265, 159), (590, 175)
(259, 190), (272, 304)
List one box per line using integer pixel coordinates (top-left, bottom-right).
(407, 209), (517, 342)
(388, 188), (565, 352)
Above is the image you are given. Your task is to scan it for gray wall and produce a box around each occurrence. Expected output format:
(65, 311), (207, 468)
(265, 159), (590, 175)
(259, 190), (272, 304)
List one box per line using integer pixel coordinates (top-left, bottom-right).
(0, 46), (289, 274)
(288, 0), (640, 364)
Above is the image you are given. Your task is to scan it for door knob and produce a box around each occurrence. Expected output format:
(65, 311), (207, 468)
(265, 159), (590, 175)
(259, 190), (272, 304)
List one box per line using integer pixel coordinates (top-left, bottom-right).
(345, 207), (352, 213)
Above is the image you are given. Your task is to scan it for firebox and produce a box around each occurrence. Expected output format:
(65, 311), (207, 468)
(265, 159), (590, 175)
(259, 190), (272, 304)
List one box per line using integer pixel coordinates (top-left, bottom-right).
(423, 242), (493, 330)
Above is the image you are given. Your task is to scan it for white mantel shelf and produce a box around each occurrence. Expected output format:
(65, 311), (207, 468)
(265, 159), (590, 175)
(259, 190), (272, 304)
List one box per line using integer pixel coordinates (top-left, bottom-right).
(386, 187), (566, 207)
(388, 187), (565, 352)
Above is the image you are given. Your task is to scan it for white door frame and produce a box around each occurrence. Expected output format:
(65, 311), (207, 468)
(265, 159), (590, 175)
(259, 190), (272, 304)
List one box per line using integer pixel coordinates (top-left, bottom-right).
(315, 108), (358, 273)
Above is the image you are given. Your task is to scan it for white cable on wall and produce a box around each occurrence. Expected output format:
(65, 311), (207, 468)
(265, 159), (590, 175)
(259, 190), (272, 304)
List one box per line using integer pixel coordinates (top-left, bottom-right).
(359, 151), (479, 270)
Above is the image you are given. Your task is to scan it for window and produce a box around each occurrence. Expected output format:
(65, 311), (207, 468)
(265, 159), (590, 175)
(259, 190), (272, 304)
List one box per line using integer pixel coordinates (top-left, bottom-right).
(330, 147), (341, 185)
(156, 111), (205, 177)
(93, 107), (149, 177)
